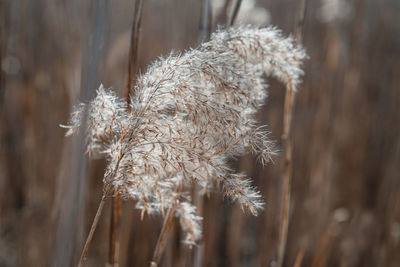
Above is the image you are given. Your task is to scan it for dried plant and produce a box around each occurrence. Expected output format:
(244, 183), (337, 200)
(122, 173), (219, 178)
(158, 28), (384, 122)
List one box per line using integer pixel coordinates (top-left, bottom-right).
(62, 25), (306, 248)
(277, 1), (308, 266)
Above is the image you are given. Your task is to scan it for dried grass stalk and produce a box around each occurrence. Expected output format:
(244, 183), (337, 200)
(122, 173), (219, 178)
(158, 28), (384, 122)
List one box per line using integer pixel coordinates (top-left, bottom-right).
(277, 1), (308, 267)
(77, 197), (106, 267)
(108, 1), (145, 266)
(229, 0), (242, 26)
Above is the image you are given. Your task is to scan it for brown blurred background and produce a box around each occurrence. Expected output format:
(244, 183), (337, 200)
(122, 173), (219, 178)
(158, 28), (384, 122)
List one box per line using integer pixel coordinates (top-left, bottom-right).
(1, 0), (400, 266)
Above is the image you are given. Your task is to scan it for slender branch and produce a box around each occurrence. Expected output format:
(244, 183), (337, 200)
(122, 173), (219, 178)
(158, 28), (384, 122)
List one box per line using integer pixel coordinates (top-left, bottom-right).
(150, 205), (177, 267)
(78, 196), (107, 267)
(277, 1), (308, 267)
(126, 0), (144, 102)
(228, 0), (242, 26)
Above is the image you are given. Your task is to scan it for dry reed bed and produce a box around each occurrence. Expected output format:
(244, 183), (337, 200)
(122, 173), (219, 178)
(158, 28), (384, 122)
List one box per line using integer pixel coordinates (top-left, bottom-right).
(0, 1), (399, 267)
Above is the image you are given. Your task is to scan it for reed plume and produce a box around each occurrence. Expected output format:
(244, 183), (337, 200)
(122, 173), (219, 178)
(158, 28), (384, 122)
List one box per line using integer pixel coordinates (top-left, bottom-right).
(62, 25), (306, 246)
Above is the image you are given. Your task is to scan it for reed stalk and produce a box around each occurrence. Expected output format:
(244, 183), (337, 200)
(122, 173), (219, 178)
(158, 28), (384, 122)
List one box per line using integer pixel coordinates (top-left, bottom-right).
(126, 0), (144, 102)
(107, 1), (144, 266)
(293, 250), (305, 267)
(228, 0), (242, 26)
(151, 2), (214, 265)
(150, 206), (177, 267)
(107, 189), (122, 267)
(277, 1), (308, 267)
(77, 152), (125, 267)
(198, 0), (212, 44)
(78, 196), (107, 267)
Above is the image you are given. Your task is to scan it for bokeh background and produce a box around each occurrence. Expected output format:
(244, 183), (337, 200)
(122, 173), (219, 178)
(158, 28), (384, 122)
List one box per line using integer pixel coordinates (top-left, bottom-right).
(1, 0), (400, 266)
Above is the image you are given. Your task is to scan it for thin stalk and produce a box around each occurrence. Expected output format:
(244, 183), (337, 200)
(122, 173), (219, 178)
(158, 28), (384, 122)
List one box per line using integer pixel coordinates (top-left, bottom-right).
(214, 0), (232, 25)
(53, 1), (106, 266)
(277, 88), (294, 267)
(294, 0), (307, 45)
(293, 250), (304, 267)
(107, 1), (144, 265)
(78, 196), (107, 267)
(277, 1), (308, 267)
(191, 2), (213, 266)
(198, 0), (212, 44)
(108, 188), (122, 267)
(150, 206), (177, 267)
(125, 0), (144, 102)
(228, 0), (242, 26)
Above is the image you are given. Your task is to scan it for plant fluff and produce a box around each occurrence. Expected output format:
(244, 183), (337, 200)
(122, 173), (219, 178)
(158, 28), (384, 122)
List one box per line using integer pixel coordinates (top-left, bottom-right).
(62, 25), (306, 245)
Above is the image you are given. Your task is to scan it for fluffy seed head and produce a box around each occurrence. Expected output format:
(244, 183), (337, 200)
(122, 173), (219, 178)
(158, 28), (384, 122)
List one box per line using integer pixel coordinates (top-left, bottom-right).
(62, 25), (307, 244)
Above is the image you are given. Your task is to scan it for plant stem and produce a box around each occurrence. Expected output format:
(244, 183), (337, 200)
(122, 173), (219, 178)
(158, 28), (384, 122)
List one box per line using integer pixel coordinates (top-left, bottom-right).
(190, 2), (213, 265)
(150, 206), (177, 267)
(78, 196), (106, 267)
(277, 1), (308, 267)
(228, 0), (242, 26)
(277, 88), (294, 267)
(107, 1), (145, 265)
(107, 189), (122, 267)
(198, 0), (212, 44)
(294, 0), (307, 45)
(293, 250), (304, 267)
(126, 0), (144, 103)
(214, 0), (231, 25)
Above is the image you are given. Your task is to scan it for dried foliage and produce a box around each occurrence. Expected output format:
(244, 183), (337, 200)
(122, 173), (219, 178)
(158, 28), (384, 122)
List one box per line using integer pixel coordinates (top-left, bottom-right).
(62, 25), (306, 245)
(2, 1), (400, 267)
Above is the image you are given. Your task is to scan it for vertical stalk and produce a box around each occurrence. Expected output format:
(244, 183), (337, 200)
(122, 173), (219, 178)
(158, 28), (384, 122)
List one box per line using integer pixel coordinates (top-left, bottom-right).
(198, 0), (212, 44)
(126, 0), (144, 102)
(108, 189), (122, 267)
(54, 0), (107, 266)
(294, 0), (307, 44)
(151, 1), (213, 264)
(215, 0), (232, 26)
(150, 206), (177, 267)
(277, 88), (294, 267)
(277, 1), (308, 267)
(151, 182), (183, 267)
(188, 2), (213, 266)
(78, 196), (107, 267)
(293, 250), (304, 267)
(108, 1), (144, 266)
(228, 0), (242, 26)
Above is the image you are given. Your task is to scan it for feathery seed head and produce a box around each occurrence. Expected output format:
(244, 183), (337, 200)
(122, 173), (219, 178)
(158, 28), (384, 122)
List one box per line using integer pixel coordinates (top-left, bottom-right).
(62, 25), (307, 244)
